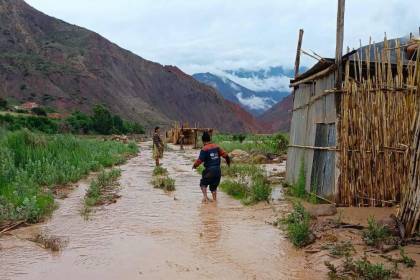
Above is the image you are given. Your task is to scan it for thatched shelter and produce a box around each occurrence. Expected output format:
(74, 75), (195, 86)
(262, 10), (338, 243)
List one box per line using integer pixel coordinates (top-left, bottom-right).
(166, 122), (213, 148)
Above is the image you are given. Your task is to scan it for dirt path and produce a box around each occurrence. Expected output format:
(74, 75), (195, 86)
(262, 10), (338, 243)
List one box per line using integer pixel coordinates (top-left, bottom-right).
(0, 142), (317, 280)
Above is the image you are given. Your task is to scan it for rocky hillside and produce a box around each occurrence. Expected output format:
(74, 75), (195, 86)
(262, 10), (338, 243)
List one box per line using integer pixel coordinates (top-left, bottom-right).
(0, 0), (261, 132)
(258, 94), (293, 133)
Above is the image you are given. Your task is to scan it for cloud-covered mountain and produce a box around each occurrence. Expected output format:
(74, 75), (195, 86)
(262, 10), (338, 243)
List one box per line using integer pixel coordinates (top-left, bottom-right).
(193, 66), (296, 116)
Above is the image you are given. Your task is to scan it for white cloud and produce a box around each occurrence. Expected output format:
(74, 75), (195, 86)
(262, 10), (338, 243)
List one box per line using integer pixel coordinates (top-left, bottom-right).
(236, 93), (274, 111)
(25, 0), (419, 74)
(224, 73), (292, 93)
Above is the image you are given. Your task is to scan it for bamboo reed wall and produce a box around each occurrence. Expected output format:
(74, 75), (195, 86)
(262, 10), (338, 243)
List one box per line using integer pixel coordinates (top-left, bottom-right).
(338, 39), (419, 206)
(398, 45), (420, 236)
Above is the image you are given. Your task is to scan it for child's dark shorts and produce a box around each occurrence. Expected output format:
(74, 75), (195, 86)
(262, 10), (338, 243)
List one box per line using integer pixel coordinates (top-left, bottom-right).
(200, 168), (221, 192)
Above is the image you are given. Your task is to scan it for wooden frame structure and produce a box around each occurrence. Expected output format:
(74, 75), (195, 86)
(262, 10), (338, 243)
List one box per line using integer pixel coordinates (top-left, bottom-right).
(166, 122), (213, 148)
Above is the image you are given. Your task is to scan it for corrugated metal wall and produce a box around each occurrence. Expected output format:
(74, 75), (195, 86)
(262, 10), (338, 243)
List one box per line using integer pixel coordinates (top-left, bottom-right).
(286, 73), (338, 197)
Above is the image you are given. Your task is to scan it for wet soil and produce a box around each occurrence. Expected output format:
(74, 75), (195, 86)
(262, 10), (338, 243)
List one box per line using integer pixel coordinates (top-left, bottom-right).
(0, 143), (315, 280)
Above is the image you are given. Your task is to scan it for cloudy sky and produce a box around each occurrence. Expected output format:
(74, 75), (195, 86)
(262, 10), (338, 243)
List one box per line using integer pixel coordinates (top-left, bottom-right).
(26, 0), (418, 74)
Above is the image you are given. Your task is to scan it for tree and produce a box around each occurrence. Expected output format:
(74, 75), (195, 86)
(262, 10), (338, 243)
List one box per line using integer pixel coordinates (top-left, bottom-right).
(0, 98), (7, 110)
(66, 111), (92, 133)
(91, 105), (113, 135)
(112, 115), (125, 134)
(31, 107), (47, 116)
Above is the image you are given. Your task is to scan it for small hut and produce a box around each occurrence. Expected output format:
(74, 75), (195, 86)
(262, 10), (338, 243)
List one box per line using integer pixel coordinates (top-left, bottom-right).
(166, 122), (213, 148)
(287, 37), (419, 206)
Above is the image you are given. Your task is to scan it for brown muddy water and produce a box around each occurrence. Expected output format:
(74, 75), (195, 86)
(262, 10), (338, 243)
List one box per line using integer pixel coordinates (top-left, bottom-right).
(0, 142), (316, 280)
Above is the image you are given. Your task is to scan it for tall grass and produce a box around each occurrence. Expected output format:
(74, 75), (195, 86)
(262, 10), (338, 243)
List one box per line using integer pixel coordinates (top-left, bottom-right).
(213, 133), (288, 155)
(0, 129), (138, 224)
(220, 163), (271, 205)
(82, 168), (122, 217)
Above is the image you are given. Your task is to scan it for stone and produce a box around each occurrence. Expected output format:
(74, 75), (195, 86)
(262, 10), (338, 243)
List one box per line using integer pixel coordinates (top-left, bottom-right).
(267, 176), (284, 185)
(230, 149), (250, 163)
(251, 154), (267, 164)
(307, 204), (338, 217)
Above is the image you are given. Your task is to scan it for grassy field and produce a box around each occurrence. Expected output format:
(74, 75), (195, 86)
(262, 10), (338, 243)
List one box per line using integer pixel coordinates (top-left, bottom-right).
(220, 163), (271, 205)
(212, 133), (288, 155)
(0, 129), (138, 224)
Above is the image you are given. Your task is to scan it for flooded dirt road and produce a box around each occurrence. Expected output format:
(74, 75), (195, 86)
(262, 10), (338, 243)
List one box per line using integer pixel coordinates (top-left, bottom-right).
(0, 143), (316, 280)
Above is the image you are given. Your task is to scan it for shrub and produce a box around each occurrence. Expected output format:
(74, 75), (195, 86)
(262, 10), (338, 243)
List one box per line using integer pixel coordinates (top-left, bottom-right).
(0, 113), (59, 133)
(31, 107), (47, 116)
(0, 97), (7, 109)
(249, 174), (271, 203)
(153, 166), (168, 176)
(151, 176), (175, 191)
(82, 168), (122, 217)
(91, 104), (114, 135)
(290, 160), (307, 198)
(281, 202), (313, 247)
(232, 134), (246, 143)
(66, 111), (92, 133)
(363, 217), (392, 247)
(220, 180), (247, 200)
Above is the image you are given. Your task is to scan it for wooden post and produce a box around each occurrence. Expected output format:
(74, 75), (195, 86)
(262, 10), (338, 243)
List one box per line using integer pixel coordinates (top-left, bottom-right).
(294, 29), (304, 78)
(335, 0), (345, 88)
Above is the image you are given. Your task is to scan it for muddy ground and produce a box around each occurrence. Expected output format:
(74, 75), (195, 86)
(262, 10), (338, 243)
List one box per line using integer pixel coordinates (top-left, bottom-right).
(0, 142), (314, 280)
(1, 142), (419, 280)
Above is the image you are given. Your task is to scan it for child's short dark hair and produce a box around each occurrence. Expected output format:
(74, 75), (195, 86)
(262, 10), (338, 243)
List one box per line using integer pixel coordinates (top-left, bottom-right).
(154, 126), (160, 132)
(202, 131), (211, 143)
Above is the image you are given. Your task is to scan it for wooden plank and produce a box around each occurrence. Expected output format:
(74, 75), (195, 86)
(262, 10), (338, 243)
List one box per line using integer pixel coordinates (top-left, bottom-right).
(334, 0), (345, 120)
(294, 29), (304, 78)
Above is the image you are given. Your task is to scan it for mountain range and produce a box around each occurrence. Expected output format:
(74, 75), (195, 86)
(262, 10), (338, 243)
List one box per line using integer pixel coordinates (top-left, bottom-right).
(0, 0), (262, 133)
(193, 67), (292, 116)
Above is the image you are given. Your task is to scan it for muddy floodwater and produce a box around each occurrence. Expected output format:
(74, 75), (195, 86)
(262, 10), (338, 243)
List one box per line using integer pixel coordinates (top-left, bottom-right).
(0, 142), (317, 280)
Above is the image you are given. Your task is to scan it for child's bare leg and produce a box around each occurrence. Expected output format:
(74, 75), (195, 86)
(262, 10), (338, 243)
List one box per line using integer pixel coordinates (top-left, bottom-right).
(201, 186), (209, 202)
(211, 191), (217, 201)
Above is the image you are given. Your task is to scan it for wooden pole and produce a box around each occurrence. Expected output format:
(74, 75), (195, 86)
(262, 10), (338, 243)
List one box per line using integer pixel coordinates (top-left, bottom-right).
(294, 29), (304, 78)
(335, 0), (345, 88)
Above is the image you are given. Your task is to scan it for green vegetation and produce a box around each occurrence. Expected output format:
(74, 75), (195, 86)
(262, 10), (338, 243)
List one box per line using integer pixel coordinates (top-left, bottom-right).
(66, 105), (145, 135)
(196, 164), (204, 175)
(0, 113), (59, 133)
(362, 217), (393, 247)
(221, 163), (262, 178)
(326, 255), (397, 280)
(153, 166), (169, 176)
(213, 133), (289, 155)
(151, 166), (175, 191)
(151, 176), (176, 191)
(280, 202), (313, 247)
(82, 168), (122, 217)
(290, 160), (307, 198)
(0, 97), (7, 109)
(31, 107), (47, 116)
(219, 163), (271, 205)
(323, 241), (355, 257)
(0, 103), (144, 135)
(399, 248), (416, 268)
(0, 129), (138, 224)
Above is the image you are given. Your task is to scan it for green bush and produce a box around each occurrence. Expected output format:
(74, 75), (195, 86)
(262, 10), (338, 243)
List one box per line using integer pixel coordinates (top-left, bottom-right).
(281, 202), (312, 247)
(0, 113), (59, 133)
(220, 180), (247, 200)
(151, 176), (175, 191)
(31, 107), (47, 116)
(290, 160), (307, 198)
(363, 217), (392, 247)
(0, 129), (138, 224)
(213, 133), (289, 155)
(82, 168), (122, 217)
(65, 106), (145, 135)
(0, 98), (7, 109)
(153, 166), (168, 176)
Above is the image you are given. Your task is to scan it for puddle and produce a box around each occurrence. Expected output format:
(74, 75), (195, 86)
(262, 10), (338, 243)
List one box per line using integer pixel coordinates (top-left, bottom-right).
(0, 142), (318, 280)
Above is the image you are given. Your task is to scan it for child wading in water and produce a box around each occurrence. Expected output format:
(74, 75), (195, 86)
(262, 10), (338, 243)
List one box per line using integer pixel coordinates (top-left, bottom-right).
(193, 131), (231, 203)
(153, 126), (164, 166)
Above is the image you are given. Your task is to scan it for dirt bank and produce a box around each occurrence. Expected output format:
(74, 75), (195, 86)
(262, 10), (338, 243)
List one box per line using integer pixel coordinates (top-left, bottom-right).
(0, 142), (316, 280)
